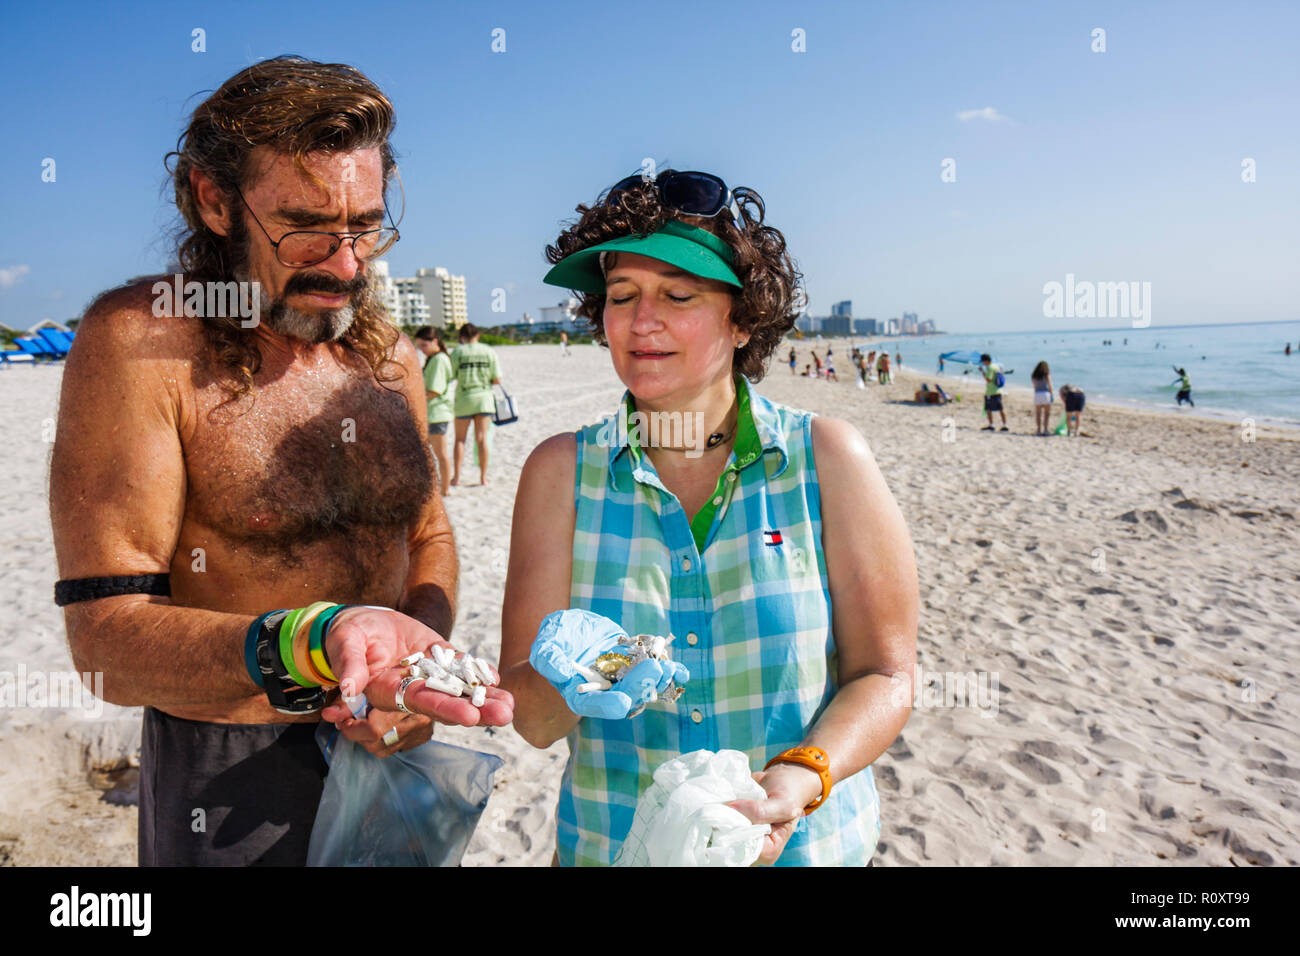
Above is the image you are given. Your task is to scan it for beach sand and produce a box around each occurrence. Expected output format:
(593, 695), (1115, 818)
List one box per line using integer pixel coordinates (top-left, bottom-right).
(2, 339), (1297, 866)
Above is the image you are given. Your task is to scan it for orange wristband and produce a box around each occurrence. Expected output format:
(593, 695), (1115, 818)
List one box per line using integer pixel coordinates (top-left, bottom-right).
(764, 746), (832, 813)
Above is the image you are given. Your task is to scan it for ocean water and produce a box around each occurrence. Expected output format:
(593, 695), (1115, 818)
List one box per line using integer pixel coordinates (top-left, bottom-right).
(845, 321), (1300, 425)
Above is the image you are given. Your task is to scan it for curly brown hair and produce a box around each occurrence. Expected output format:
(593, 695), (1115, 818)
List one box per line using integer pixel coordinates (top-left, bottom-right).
(165, 55), (403, 404)
(544, 172), (803, 381)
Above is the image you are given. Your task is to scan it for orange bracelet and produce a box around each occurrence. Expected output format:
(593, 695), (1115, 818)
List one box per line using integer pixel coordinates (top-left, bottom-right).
(764, 746), (832, 813)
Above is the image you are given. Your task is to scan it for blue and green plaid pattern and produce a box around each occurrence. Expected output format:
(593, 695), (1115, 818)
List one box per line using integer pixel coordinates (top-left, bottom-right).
(556, 376), (881, 866)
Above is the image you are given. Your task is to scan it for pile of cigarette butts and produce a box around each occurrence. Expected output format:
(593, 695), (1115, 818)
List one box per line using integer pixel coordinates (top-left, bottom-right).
(573, 633), (685, 704)
(399, 646), (499, 708)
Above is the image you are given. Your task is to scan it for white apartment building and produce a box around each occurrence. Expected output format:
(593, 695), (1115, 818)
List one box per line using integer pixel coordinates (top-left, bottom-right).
(372, 262), (467, 329)
(416, 267), (468, 329)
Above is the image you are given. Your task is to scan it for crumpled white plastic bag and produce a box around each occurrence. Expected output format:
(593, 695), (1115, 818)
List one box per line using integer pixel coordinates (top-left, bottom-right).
(613, 749), (771, 867)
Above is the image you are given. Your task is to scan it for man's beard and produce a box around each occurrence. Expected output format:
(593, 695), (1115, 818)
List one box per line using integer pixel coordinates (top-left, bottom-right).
(263, 273), (366, 344)
(228, 214), (369, 344)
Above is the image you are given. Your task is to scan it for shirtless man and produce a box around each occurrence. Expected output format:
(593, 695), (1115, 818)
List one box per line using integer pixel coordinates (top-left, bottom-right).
(48, 56), (513, 866)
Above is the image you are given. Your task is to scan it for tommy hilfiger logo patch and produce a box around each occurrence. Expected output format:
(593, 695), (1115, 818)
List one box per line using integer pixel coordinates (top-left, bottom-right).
(763, 530), (783, 546)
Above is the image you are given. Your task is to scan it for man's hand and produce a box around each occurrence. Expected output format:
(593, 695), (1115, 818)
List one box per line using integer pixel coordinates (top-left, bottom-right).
(728, 763), (823, 865)
(333, 707), (434, 758)
(319, 606), (514, 728)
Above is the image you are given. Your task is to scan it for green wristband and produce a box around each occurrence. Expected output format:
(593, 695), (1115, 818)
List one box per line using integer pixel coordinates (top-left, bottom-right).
(277, 606), (315, 687)
(308, 604), (349, 681)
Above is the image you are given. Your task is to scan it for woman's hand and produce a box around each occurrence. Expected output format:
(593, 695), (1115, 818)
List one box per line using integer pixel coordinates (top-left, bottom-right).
(728, 763), (824, 865)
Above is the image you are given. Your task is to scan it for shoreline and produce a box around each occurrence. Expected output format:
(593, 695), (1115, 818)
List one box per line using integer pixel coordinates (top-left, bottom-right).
(796, 336), (1300, 432)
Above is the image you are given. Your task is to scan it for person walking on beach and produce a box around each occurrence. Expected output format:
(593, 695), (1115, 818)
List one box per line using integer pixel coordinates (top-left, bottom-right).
(788, 346), (797, 374)
(825, 355), (838, 382)
(812, 349), (823, 378)
(450, 323), (502, 486)
(895, 350), (902, 369)
(502, 167), (917, 867)
(877, 351), (890, 384)
(980, 353), (1008, 431)
(938, 355), (944, 373)
(415, 326), (454, 495)
(857, 351), (870, 389)
(1031, 360), (1053, 436)
(1060, 384), (1085, 436)
(1171, 366), (1194, 407)
(47, 57), (512, 867)
(559, 329), (571, 357)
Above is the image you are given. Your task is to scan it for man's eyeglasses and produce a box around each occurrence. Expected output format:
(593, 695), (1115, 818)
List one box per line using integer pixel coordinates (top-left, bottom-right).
(235, 186), (401, 268)
(604, 170), (740, 221)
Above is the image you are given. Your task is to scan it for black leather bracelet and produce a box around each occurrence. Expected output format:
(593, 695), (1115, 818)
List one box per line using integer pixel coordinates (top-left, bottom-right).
(54, 574), (171, 607)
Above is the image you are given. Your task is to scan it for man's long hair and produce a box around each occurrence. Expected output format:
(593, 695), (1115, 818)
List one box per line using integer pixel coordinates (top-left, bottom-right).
(167, 55), (402, 402)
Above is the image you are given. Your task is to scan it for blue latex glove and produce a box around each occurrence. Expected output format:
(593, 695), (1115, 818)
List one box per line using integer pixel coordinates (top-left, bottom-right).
(530, 609), (688, 720)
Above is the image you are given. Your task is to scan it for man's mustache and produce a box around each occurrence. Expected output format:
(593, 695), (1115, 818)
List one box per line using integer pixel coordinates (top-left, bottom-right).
(281, 272), (368, 298)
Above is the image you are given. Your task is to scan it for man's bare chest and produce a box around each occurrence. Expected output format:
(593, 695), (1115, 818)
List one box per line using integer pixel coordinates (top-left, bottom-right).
(183, 372), (432, 548)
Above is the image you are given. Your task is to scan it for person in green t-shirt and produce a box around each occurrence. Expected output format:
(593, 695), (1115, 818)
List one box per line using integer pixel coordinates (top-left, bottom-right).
(414, 326), (454, 495)
(980, 353), (1008, 431)
(1170, 366), (1194, 407)
(449, 323), (501, 486)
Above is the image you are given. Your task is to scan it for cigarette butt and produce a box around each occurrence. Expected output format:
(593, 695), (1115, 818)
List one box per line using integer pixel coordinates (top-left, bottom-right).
(423, 675), (466, 697)
(399, 651), (425, 667)
(471, 685), (487, 707)
(577, 681), (610, 694)
(573, 662), (605, 683)
(474, 657), (498, 686)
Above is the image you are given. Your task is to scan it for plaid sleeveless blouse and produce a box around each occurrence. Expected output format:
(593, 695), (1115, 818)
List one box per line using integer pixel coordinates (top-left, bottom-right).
(555, 376), (881, 866)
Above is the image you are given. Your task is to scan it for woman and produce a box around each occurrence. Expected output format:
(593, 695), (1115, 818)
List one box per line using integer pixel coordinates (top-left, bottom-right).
(449, 323), (501, 486)
(414, 327), (454, 494)
(499, 169), (917, 866)
(1031, 360), (1053, 436)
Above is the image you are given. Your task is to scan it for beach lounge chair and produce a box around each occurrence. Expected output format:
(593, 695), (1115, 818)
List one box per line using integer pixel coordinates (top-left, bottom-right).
(36, 329), (72, 358)
(14, 338), (59, 361)
(0, 347), (37, 366)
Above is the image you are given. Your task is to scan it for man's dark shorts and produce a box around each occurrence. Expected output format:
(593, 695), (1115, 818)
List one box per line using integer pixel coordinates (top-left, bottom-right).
(139, 707), (327, 866)
(1065, 391), (1085, 413)
(428, 421), (449, 435)
(984, 394), (1003, 413)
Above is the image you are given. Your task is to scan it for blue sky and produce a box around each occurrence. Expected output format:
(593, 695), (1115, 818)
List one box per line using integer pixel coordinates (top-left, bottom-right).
(2, 0), (1297, 333)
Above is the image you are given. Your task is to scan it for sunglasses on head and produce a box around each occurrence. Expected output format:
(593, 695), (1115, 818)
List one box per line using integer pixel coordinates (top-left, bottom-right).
(604, 169), (740, 220)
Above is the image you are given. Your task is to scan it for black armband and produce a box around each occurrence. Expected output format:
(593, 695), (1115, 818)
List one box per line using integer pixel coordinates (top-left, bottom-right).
(54, 574), (171, 607)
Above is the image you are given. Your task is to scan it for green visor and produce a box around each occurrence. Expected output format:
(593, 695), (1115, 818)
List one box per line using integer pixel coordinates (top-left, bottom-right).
(542, 220), (742, 294)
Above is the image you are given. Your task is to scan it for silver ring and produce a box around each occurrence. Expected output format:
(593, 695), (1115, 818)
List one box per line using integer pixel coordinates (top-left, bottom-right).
(382, 727), (400, 747)
(395, 676), (423, 715)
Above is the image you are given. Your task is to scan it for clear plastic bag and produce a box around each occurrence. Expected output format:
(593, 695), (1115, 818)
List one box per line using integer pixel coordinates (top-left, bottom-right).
(613, 749), (772, 867)
(307, 725), (503, 866)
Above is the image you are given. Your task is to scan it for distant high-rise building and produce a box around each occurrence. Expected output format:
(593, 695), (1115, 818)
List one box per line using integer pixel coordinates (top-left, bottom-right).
(831, 300), (852, 318)
(853, 318), (877, 335)
(415, 267), (468, 329)
(901, 311), (919, 335)
(821, 315), (852, 335)
(794, 312), (817, 332)
(387, 268), (432, 327)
